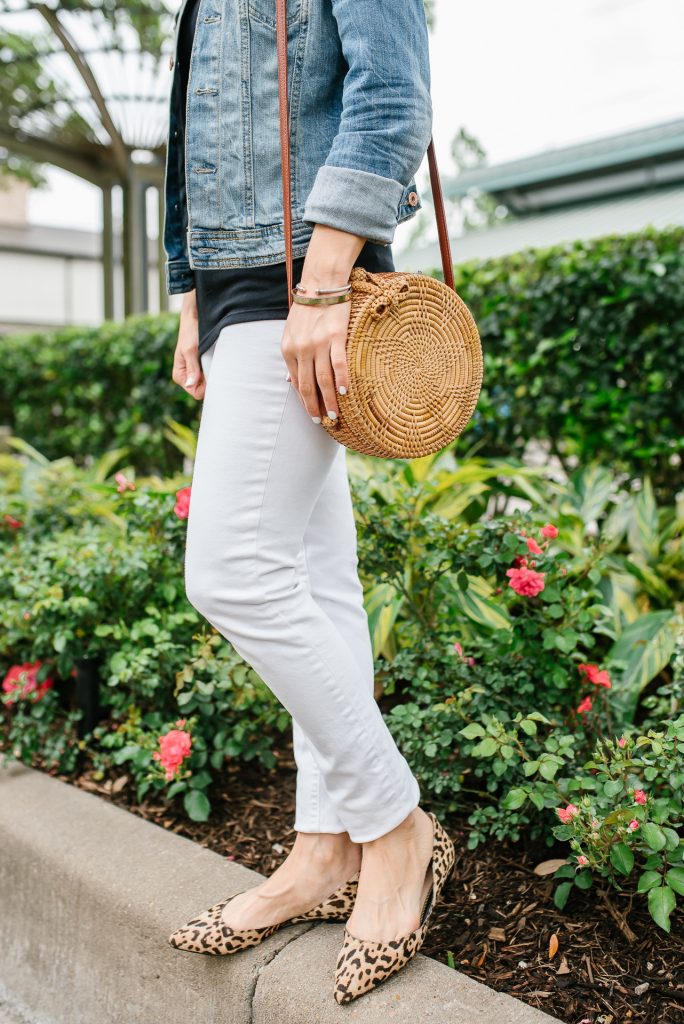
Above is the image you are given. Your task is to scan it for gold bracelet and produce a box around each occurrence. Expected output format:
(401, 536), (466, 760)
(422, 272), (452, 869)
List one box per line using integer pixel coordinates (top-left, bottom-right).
(293, 281), (352, 296)
(291, 291), (352, 306)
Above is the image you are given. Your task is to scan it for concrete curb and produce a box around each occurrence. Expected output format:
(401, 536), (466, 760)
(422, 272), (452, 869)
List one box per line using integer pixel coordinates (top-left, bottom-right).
(0, 763), (563, 1024)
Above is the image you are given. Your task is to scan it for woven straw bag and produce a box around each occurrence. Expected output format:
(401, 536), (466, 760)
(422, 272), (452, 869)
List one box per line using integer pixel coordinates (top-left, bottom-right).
(276, 1), (483, 459)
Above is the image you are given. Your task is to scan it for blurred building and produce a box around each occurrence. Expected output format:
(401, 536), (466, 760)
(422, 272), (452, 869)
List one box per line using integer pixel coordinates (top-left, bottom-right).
(402, 117), (684, 270)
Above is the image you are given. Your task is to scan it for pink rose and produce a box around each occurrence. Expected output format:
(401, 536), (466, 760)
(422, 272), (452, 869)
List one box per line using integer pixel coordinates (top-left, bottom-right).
(174, 486), (192, 520)
(634, 789), (647, 805)
(2, 661), (54, 703)
(628, 820), (639, 831)
(3, 514), (23, 529)
(114, 471), (136, 493)
(578, 662), (611, 689)
(153, 727), (192, 781)
(556, 804), (579, 824)
(526, 536), (543, 555)
(453, 641), (463, 657)
(540, 523), (559, 539)
(577, 695), (593, 715)
(505, 566), (545, 597)
(577, 855), (588, 867)
(617, 737), (626, 748)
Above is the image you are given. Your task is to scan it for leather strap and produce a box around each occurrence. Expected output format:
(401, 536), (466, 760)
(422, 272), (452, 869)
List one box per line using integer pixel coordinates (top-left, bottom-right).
(276, 0), (454, 309)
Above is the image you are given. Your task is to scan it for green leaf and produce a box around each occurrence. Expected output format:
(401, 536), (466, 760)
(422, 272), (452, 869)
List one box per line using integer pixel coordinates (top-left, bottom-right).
(662, 828), (680, 852)
(665, 867), (684, 896)
(502, 788), (527, 810)
(648, 885), (676, 933)
(610, 843), (635, 876)
(459, 723), (485, 740)
(539, 760), (558, 780)
(574, 869), (593, 890)
(500, 744), (515, 760)
(450, 575), (512, 632)
(520, 719), (537, 736)
(554, 882), (573, 909)
(641, 822), (667, 852)
(637, 870), (662, 893)
(184, 789), (211, 822)
(473, 737), (498, 757)
(607, 610), (679, 719)
(523, 760), (540, 777)
(603, 779), (623, 798)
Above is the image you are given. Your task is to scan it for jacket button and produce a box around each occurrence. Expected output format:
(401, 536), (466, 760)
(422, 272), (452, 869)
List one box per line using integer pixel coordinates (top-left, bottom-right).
(169, 56), (174, 70)
(407, 191), (419, 206)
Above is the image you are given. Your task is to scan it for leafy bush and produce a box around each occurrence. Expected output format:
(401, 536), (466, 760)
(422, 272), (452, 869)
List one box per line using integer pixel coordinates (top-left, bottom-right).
(2, 228), (682, 493)
(446, 226), (684, 500)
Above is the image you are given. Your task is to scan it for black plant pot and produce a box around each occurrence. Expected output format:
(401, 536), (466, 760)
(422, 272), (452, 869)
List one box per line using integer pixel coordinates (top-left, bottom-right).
(73, 655), (103, 739)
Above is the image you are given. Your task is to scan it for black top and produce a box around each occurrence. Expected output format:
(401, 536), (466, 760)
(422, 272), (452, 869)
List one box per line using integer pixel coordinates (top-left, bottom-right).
(176, 0), (395, 356)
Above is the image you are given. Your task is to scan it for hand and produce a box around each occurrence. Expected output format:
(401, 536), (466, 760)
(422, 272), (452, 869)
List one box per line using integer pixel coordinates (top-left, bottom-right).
(172, 288), (206, 401)
(281, 299), (351, 422)
(281, 224), (365, 422)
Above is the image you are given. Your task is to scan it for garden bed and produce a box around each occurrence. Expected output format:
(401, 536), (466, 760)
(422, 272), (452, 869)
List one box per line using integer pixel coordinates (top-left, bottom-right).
(61, 751), (683, 1024)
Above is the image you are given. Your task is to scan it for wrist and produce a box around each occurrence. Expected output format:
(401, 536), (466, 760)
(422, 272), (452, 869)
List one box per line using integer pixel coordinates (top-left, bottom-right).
(181, 288), (198, 321)
(300, 224), (365, 290)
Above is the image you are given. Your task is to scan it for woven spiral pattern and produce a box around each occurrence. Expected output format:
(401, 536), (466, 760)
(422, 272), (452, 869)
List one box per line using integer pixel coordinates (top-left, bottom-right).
(322, 266), (483, 459)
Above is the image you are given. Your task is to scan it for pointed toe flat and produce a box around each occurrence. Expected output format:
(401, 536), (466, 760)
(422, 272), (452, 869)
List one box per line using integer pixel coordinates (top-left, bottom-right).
(333, 813), (455, 1004)
(168, 872), (359, 956)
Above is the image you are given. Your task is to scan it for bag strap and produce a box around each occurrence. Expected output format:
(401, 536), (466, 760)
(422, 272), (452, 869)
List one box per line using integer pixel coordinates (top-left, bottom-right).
(276, 0), (455, 310)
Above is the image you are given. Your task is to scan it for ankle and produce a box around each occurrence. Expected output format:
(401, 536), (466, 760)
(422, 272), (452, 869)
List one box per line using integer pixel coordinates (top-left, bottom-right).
(293, 830), (359, 869)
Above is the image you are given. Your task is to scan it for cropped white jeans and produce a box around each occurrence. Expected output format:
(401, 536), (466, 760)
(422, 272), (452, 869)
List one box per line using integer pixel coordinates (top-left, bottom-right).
(184, 319), (420, 843)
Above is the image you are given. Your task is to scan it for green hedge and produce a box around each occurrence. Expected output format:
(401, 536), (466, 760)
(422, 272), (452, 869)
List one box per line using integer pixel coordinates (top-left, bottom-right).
(0, 314), (195, 477)
(453, 226), (684, 498)
(1, 227), (682, 491)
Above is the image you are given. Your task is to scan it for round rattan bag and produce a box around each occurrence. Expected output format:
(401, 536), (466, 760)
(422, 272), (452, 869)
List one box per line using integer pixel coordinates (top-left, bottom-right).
(320, 266), (483, 459)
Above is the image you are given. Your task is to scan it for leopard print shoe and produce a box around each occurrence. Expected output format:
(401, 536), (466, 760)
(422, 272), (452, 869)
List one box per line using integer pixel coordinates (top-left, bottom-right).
(333, 812), (456, 1004)
(168, 872), (359, 956)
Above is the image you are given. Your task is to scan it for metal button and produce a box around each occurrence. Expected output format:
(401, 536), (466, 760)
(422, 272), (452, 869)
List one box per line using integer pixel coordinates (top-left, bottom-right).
(407, 191), (419, 206)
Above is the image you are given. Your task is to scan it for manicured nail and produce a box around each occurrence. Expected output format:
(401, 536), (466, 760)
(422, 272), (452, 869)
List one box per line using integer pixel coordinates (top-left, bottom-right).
(338, 385), (347, 395)
(185, 376), (195, 387)
(312, 416), (321, 424)
(327, 410), (338, 420)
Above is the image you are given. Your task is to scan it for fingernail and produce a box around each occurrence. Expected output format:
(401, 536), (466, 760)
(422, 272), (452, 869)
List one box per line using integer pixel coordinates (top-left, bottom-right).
(338, 385), (347, 395)
(312, 416), (321, 424)
(185, 376), (195, 387)
(327, 410), (338, 420)
(285, 374), (291, 382)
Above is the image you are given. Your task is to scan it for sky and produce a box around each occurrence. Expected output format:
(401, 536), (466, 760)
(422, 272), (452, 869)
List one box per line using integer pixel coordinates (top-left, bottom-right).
(27, 0), (684, 230)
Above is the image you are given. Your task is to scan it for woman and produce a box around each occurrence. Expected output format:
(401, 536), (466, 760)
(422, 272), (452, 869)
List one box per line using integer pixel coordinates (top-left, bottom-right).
(163, 0), (455, 1003)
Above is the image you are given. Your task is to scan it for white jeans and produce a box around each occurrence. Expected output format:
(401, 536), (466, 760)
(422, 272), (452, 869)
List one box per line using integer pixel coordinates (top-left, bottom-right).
(185, 319), (420, 843)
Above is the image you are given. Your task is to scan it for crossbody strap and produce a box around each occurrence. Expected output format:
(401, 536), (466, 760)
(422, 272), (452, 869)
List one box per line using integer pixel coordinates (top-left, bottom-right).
(276, 0), (455, 310)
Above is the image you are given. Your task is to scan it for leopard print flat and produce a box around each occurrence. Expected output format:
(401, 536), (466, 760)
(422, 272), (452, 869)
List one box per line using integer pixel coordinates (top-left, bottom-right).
(333, 812), (456, 1004)
(168, 872), (359, 956)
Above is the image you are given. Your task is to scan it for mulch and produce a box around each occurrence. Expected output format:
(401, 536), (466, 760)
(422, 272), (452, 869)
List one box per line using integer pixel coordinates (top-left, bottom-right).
(65, 752), (683, 1024)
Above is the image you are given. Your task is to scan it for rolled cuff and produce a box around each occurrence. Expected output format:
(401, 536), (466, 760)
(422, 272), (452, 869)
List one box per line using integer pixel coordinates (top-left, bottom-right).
(166, 259), (195, 296)
(303, 164), (411, 245)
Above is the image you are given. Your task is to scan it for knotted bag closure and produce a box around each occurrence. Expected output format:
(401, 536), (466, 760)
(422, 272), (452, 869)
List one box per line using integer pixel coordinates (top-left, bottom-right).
(350, 267), (411, 318)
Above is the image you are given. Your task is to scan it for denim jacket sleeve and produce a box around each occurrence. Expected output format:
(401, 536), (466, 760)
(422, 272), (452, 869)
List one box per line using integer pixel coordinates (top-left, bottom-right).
(302, 0), (433, 246)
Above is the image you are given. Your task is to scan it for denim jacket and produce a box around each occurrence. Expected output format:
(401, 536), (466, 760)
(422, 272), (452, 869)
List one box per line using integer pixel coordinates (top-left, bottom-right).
(163, 0), (433, 295)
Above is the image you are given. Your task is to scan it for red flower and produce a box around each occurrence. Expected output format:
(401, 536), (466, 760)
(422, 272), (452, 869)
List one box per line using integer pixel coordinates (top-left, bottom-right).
(634, 789), (647, 805)
(453, 641), (463, 657)
(540, 523), (558, 539)
(153, 727), (192, 781)
(512, 555), (528, 568)
(578, 663), (611, 689)
(556, 804), (578, 824)
(2, 661), (54, 703)
(174, 486), (192, 520)
(628, 819), (639, 831)
(526, 536), (543, 555)
(3, 514), (23, 529)
(505, 566), (545, 597)
(577, 695), (593, 715)
(617, 736), (626, 748)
